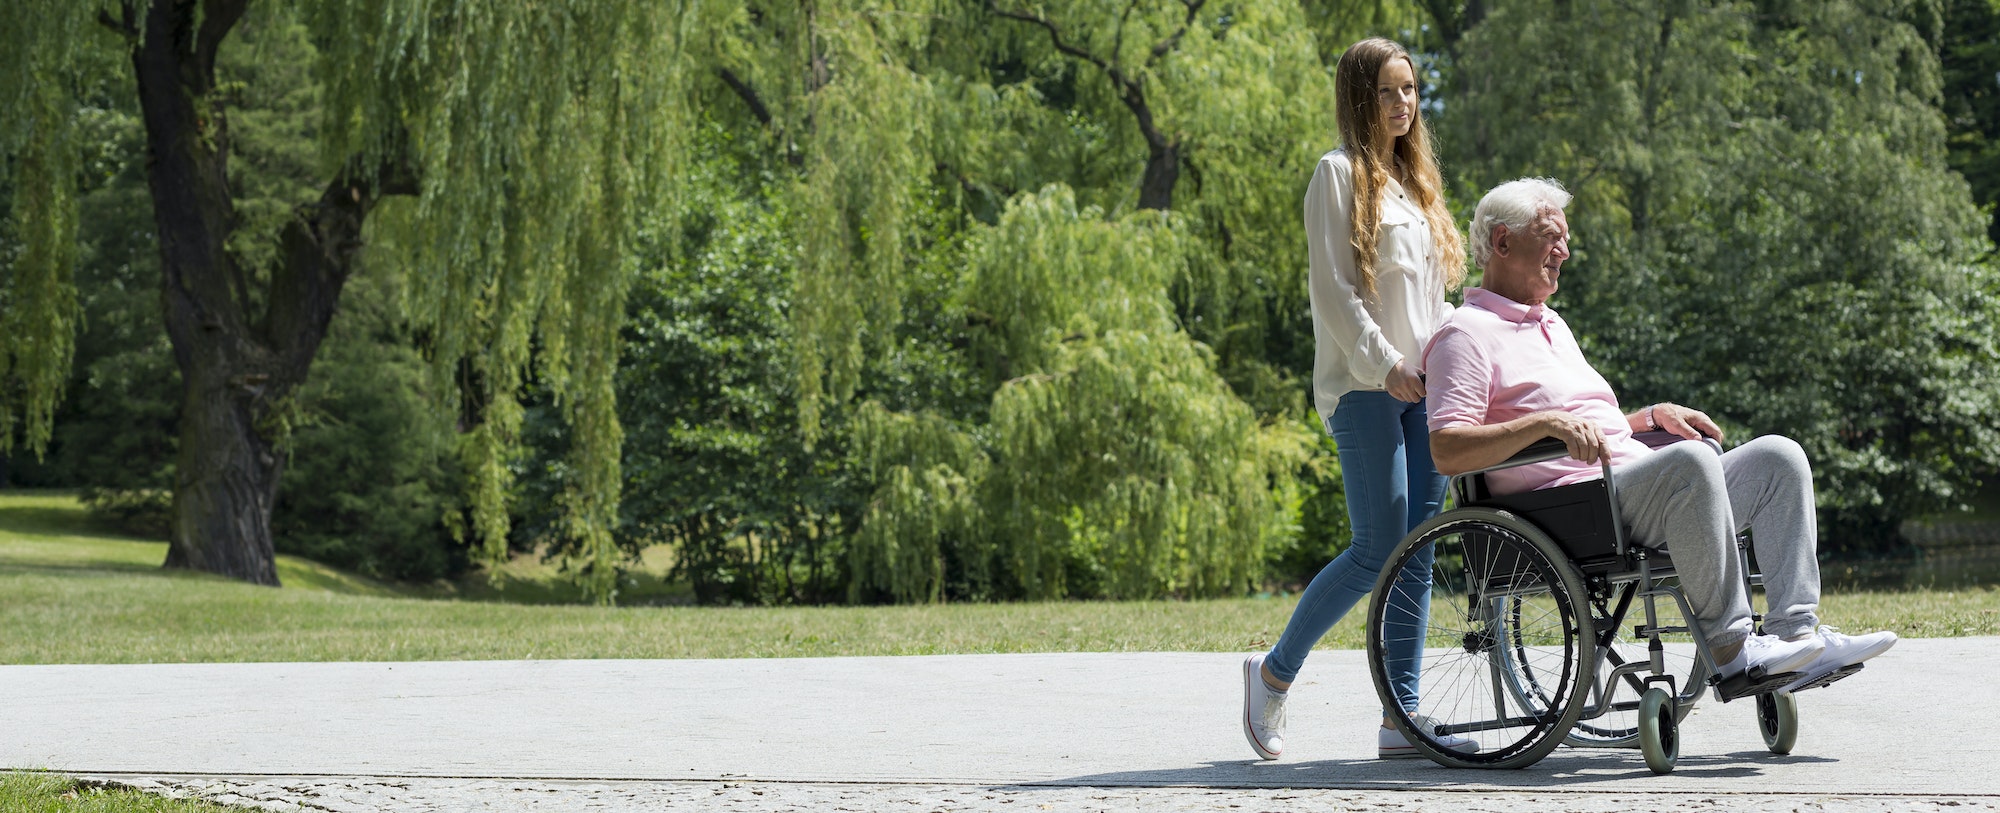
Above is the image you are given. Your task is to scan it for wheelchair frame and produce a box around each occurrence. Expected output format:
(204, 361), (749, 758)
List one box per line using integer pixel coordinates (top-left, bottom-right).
(1362, 431), (1821, 772)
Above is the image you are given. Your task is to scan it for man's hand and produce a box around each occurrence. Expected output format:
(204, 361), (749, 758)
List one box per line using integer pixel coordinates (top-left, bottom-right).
(1385, 359), (1426, 403)
(1652, 403), (1725, 442)
(1540, 410), (1608, 464)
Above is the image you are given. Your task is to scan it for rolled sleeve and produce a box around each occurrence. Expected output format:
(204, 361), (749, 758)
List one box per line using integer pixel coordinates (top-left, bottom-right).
(1305, 154), (1400, 388)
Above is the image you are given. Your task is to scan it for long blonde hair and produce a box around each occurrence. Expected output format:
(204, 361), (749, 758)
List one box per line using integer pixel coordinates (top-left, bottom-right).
(1334, 38), (1466, 300)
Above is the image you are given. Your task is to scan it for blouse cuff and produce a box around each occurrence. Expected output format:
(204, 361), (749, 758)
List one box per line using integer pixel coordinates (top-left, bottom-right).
(1356, 348), (1403, 389)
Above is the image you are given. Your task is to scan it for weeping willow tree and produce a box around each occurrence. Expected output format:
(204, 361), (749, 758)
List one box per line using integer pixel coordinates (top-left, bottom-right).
(848, 187), (1311, 602)
(691, 0), (1406, 601)
(1, 0), (696, 597)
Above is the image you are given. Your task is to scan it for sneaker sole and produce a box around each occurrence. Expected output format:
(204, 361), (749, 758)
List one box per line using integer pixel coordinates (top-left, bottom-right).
(1781, 662), (1866, 694)
(1715, 667), (1806, 702)
(1779, 637), (1895, 693)
(1242, 656), (1281, 760)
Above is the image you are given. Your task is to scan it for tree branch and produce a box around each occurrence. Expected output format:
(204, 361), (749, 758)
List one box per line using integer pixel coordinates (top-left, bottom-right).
(718, 69), (802, 165)
(264, 153), (419, 375)
(195, 0), (250, 81)
(988, 0), (1178, 208)
(1149, 0), (1205, 62)
(96, 2), (138, 41)
(1112, 0), (1139, 67)
(989, 2), (1114, 75)
(718, 67), (774, 126)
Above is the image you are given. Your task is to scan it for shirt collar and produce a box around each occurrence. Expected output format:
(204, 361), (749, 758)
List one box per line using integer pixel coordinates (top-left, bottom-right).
(1465, 287), (1553, 325)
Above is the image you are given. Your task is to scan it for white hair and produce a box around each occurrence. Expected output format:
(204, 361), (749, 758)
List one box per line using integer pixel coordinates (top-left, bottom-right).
(1470, 178), (1572, 270)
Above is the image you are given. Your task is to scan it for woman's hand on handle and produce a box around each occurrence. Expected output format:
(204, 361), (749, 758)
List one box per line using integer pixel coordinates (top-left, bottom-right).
(1385, 359), (1427, 403)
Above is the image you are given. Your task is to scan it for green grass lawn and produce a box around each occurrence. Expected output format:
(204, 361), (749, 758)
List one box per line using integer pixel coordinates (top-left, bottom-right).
(1, 490), (1996, 666)
(0, 774), (243, 813)
(5, 491), (1999, 813)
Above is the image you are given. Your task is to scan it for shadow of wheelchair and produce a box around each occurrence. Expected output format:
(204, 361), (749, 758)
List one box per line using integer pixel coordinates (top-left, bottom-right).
(1011, 747), (1837, 790)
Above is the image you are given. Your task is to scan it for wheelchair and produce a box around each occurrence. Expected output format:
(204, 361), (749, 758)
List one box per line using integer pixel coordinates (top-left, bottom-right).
(1363, 431), (1861, 773)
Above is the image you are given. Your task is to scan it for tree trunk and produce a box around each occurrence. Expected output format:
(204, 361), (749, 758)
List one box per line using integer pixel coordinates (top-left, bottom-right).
(1137, 140), (1180, 211)
(131, 0), (402, 586)
(165, 370), (282, 583)
(1123, 82), (1180, 211)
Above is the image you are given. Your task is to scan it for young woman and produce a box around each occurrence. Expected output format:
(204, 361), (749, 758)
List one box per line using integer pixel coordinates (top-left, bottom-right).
(1241, 38), (1473, 761)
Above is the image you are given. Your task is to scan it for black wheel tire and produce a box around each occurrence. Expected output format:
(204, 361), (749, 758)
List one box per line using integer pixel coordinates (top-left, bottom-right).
(1638, 686), (1679, 774)
(1758, 690), (1799, 755)
(1367, 508), (1596, 770)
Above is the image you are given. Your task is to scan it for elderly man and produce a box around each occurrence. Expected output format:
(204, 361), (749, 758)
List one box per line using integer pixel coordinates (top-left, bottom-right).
(1421, 177), (1895, 689)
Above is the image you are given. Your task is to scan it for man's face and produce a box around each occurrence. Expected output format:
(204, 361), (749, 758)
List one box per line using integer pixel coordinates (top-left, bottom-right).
(1490, 209), (1571, 306)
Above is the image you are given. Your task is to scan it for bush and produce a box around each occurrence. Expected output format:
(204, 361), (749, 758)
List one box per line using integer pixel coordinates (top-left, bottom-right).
(1266, 415), (1350, 590)
(79, 486), (172, 538)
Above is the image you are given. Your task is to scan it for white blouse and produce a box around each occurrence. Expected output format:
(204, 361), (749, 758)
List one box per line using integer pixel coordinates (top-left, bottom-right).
(1303, 148), (1454, 420)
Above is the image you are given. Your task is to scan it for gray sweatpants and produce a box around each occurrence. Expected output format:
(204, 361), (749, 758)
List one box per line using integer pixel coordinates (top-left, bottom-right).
(1614, 435), (1823, 645)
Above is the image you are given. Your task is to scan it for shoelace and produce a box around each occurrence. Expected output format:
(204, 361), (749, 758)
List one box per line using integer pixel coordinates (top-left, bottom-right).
(1258, 695), (1286, 732)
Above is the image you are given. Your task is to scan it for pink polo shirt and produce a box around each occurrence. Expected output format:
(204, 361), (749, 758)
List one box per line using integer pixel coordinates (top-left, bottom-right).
(1422, 287), (1652, 495)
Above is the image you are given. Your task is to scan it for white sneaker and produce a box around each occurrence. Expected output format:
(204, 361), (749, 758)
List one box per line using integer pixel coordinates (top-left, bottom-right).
(1379, 715), (1480, 759)
(1242, 654), (1285, 760)
(1780, 626), (1898, 692)
(1721, 633), (1824, 679)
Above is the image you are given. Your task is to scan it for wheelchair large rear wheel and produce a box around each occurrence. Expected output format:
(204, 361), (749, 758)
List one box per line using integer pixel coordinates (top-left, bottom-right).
(1367, 508), (1596, 769)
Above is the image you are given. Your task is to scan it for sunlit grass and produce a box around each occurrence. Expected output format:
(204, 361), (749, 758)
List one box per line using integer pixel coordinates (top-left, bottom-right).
(0, 773), (247, 813)
(0, 490), (1993, 666)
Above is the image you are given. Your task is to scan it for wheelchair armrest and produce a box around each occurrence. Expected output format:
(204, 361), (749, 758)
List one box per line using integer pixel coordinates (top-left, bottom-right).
(1634, 429), (1724, 455)
(1466, 437), (1572, 476)
(1463, 428), (1718, 480)
(1633, 430), (1684, 449)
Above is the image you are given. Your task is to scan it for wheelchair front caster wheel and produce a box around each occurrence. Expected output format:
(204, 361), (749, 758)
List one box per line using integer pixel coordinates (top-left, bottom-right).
(1758, 690), (1799, 754)
(1638, 687), (1679, 774)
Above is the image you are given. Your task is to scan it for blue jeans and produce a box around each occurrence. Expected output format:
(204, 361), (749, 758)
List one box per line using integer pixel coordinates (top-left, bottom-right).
(1265, 390), (1447, 713)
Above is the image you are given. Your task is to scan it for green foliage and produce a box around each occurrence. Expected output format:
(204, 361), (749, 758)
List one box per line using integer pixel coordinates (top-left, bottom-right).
(309, 0), (700, 602)
(613, 147), (863, 605)
(12, 0), (1996, 605)
(1942, 0), (2000, 244)
(1267, 416), (1350, 588)
(712, 0), (1360, 603)
(1445, 0), (2000, 551)
(271, 271), (470, 583)
(0, 0), (99, 457)
(9, 9), (474, 583)
(15, 69), (178, 500)
(847, 186), (1312, 602)
(505, 124), (989, 605)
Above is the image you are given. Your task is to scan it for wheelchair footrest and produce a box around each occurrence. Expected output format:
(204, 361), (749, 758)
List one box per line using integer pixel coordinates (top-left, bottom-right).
(1786, 662), (1865, 693)
(1711, 668), (1804, 702)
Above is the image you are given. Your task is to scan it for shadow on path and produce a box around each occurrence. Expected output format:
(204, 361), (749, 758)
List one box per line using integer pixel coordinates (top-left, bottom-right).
(1031, 748), (1838, 790)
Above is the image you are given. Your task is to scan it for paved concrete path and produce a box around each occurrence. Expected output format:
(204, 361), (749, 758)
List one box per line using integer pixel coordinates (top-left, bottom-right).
(6, 637), (1998, 810)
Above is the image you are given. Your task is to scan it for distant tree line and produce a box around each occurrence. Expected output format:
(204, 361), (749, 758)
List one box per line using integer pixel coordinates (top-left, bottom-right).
(3, 0), (1997, 603)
